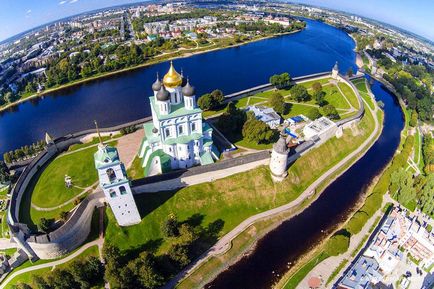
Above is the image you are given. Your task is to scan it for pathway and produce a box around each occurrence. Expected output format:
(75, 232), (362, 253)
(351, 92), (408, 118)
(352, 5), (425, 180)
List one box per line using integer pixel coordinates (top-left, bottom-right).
(164, 89), (380, 289)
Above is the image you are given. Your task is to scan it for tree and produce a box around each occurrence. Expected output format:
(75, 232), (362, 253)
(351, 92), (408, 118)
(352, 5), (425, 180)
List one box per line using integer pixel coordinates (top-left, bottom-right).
(322, 104), (340, 120)
(59, 211), (68, 221)
(168, 244), (190, 267)
(313, 90), (326, 106)
(0, 161), (10, 184)
(325, 233), (350, 256)
(420, 174), (434, 216)
(269, 92), (288, 115)
(38, 218), (54, 233)
(210, 89), (224, 107)
(3, 152), (12, 164)
(33, 275), (51, 289)
(390, 168), (416, 206)
(242, 112), (276, 144)
(269, 72), (291, 89)
(305, 108), (322, 120)
(217, 102), (246, 138)
(311, 82), (322, 94)
(409, 110), (418, 127)
(127, 252), (164, 289)
(197, 93), (212, 110)
(161, 214), (179, 237)
(289, 84), (309, 102)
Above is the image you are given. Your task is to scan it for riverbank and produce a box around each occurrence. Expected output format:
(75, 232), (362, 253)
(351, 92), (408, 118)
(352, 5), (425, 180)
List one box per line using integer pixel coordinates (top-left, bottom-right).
(172, 81), (378, 289)
(0, 30), (303, 114)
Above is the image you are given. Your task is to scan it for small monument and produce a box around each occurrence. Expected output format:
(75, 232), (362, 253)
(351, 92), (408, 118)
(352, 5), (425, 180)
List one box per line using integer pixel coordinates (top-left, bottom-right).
(64, 175), (72, 188)
(332, 61), (339, 79)
(269, 133), (290, 182)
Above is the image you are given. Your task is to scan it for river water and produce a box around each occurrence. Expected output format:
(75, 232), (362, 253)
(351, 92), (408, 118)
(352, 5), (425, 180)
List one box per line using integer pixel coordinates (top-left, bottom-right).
(0, 19), (356, 156)
(205, 78), (403, 288)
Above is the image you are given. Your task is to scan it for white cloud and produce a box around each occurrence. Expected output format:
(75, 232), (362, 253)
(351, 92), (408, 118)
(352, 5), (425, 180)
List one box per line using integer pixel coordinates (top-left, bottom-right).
(69, 0), (79, 3)
(59, 0), (67, 4)
(26, 9), (32, 14)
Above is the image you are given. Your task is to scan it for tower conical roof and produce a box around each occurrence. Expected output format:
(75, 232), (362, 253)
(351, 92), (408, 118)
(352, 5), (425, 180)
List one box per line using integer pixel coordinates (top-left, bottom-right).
(273, 134), (289, 154)
(156, 85), (170, 101)
(152, 73), (162, 91)
(182, 79), (195, 96)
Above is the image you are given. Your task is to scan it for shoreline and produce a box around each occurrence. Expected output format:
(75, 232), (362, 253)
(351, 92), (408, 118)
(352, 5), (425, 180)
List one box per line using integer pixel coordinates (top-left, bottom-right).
(0, 30), (303, 114)
(173, 79), (380, 289)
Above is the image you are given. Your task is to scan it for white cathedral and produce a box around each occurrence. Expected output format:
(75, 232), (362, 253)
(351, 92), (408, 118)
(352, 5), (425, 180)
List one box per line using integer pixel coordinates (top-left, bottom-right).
(138, 61), (218, 176)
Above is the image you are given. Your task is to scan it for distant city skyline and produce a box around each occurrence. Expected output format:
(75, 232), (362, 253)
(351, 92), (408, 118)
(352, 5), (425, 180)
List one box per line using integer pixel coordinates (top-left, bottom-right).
(0, 0), (433, 42)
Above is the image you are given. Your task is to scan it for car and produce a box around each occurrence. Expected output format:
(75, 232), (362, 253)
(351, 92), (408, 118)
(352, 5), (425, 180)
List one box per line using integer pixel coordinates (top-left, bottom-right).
(405, 271), (412, 277)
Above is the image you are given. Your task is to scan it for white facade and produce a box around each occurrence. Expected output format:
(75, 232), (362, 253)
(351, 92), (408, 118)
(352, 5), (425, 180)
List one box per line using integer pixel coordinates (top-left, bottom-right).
(95, 144), (141, 226)
(269, 135), (289, 182)
(303, 116), (337, 142)
(139, 62), (216, 176)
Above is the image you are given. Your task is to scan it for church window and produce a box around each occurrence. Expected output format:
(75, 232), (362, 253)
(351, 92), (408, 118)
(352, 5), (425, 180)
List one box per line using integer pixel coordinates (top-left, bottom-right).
(191, 122), (196, 132)
(165, 128), (171, 138)
(120, 186), (127, 195)
(106, 168), (116, 183)
(178, 125), (184, 135)
(109, 190), (116, 198)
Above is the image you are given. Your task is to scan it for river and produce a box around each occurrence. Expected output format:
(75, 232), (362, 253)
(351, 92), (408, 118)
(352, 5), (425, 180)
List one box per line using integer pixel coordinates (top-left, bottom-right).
(205, 77), (404, 288)
(0, 19), (356, 156)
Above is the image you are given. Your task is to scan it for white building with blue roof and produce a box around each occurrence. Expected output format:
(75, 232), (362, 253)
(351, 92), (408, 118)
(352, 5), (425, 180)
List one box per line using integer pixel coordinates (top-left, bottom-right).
(138, 61), (217, 176)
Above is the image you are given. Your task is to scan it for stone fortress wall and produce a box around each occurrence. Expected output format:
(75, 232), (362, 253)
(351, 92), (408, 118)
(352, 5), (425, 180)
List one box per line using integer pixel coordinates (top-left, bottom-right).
(6, 71), (366, 260)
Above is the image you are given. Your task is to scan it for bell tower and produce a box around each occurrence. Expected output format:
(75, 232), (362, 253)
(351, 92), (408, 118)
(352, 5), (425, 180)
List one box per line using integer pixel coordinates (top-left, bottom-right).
(93, 121), (141, 226)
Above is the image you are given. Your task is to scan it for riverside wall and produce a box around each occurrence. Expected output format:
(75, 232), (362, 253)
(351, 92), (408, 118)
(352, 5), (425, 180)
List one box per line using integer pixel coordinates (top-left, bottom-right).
(6, 71), (365, 260)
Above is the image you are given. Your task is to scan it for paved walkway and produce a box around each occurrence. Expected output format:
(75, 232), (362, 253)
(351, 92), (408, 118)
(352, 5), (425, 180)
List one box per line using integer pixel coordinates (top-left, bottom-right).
(0, 239), (18, 250)
(164, 90), (380, 289)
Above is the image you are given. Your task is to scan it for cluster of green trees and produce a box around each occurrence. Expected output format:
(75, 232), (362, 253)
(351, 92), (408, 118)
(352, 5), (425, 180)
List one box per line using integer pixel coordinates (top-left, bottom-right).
(217, 102), (278, 144)
(372, 54), (433, 122)
(3, 140), (46, 164)
(0, 161), (10, 185)
(422, 134), (433, 174)
(197, 89), (224, 111)
(12, 255), (103, 289)
(269, 92), (289, 115)
(237, 20), (305, 35)
(120, 125), (138, 135)
(103, 214), (223, 289)
(269, 72), (291, 89)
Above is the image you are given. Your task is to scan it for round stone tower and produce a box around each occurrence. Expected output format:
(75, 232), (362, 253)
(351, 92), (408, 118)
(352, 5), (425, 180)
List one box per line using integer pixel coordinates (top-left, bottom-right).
(269, 133), (289, 182)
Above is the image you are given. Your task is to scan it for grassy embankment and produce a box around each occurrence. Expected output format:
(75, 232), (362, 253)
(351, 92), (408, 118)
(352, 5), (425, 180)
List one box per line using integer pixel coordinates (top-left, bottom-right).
(19, 137), (117, 231)
(104, 80), (374, 289)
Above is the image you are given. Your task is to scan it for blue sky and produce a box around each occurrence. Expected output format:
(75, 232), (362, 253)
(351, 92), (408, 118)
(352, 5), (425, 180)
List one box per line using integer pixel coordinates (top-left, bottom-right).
(0, 0), (433, 42)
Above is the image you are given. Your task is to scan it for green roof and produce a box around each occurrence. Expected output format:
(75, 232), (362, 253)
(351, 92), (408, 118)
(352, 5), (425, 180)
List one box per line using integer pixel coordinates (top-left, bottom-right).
(143, 149), (172, 176)
(164, 133), (202, 145)
(203, 138), (213, 147)
(94, 144), (120, 169)
(143, 122), (161, 144)
(200, 151), (214, 165)
(150, 96), (202, 120)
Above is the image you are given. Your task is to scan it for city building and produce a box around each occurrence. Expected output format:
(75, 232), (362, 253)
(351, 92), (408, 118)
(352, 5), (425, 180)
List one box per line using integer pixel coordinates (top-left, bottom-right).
(245, 105), (282, 129)
(94, 128), (141, 226)
(138, 62), (217, 176)
(303, 116), (337, 142)
(338, 256), (383, 289)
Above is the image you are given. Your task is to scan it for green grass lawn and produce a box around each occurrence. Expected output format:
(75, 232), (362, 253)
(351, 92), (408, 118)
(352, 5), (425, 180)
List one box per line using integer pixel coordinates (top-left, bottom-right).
(105, 103), (375, 256)
(352, 80), (375, 110)
(127, 155), (145, 180)
(337, 82), (360, 110)
(67, 135), (120, 152)
(31, 146), (101, 208)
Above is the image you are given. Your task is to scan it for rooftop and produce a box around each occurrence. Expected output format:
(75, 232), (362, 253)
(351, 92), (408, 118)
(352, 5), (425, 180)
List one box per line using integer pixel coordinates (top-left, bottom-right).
(150, 96), (202, 120)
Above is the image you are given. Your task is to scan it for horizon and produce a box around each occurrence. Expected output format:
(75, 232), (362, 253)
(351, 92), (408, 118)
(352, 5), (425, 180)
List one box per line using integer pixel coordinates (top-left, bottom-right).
(0, 0), (433, 44)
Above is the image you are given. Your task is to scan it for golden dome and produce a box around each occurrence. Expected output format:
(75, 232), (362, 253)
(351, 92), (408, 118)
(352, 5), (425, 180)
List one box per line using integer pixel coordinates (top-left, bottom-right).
(163, 61), (182, 89)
